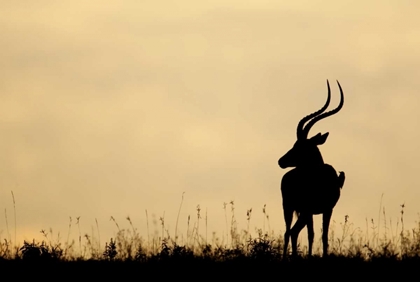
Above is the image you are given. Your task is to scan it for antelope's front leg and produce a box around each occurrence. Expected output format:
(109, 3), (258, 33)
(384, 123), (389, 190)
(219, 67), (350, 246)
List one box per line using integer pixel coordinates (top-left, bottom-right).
(290, 214), (309, 257)
(307, 215), (314, 257)
(282, 207), (293, 259)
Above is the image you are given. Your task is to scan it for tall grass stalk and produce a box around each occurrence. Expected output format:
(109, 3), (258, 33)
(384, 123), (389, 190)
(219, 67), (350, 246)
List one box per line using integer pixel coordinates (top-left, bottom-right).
(174, 192), (185, 244)
(11, 191), (16, 252)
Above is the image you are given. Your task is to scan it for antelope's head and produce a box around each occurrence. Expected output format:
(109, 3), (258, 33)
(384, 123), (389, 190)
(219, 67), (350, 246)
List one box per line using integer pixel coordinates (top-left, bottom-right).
(278, 80), (344, 169)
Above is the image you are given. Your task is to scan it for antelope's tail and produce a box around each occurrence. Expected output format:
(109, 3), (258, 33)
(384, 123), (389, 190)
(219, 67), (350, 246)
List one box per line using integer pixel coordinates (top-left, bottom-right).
(338, 171), (345, 189)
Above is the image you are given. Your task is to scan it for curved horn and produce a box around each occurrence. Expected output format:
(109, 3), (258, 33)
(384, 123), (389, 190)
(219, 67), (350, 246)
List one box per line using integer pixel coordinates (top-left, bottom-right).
(301, 80), (344, 139)
(296, 80), (331, 139)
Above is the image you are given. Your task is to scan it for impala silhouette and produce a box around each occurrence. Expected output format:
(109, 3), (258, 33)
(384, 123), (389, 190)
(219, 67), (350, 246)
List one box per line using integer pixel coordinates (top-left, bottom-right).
(278, 80), (346, 258)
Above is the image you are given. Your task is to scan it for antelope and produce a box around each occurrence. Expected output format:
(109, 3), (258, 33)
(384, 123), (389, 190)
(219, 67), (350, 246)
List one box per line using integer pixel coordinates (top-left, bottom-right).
(278, 80), (346, 258)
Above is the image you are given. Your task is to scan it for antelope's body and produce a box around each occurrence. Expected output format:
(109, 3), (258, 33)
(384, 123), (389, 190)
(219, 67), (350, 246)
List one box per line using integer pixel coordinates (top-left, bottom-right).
(282, 165), (343, 215)
(278, 80), (346, 258)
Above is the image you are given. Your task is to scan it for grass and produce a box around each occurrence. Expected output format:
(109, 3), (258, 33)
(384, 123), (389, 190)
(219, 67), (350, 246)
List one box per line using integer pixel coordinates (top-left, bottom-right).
(1, 193), (420, 278)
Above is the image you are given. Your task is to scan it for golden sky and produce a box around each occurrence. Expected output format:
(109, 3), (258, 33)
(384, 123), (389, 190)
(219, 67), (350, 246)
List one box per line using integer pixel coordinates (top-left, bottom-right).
(1, 1), (420, 249)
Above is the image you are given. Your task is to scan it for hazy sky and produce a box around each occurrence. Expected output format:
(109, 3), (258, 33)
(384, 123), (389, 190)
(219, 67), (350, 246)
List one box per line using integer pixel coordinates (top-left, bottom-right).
(1, 1), (420, 250)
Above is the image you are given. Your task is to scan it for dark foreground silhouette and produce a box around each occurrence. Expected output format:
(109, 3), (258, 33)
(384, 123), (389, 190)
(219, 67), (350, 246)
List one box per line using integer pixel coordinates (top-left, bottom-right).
(278, 80), (346, 258)
(2, 224), (420, 279)
(1, 253), (419, 280)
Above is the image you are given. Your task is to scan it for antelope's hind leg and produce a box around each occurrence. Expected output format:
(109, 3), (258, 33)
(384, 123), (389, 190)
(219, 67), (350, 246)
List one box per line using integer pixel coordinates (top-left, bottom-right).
(322, 209), (333, 257)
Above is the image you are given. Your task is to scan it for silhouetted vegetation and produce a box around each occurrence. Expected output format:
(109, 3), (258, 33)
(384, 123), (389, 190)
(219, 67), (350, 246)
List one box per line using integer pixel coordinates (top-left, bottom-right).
(0, 200), (420, 279)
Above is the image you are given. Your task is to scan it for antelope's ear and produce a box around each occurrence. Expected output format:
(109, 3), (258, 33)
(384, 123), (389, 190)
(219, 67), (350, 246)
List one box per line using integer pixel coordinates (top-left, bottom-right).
(310, 132), (329, 145)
